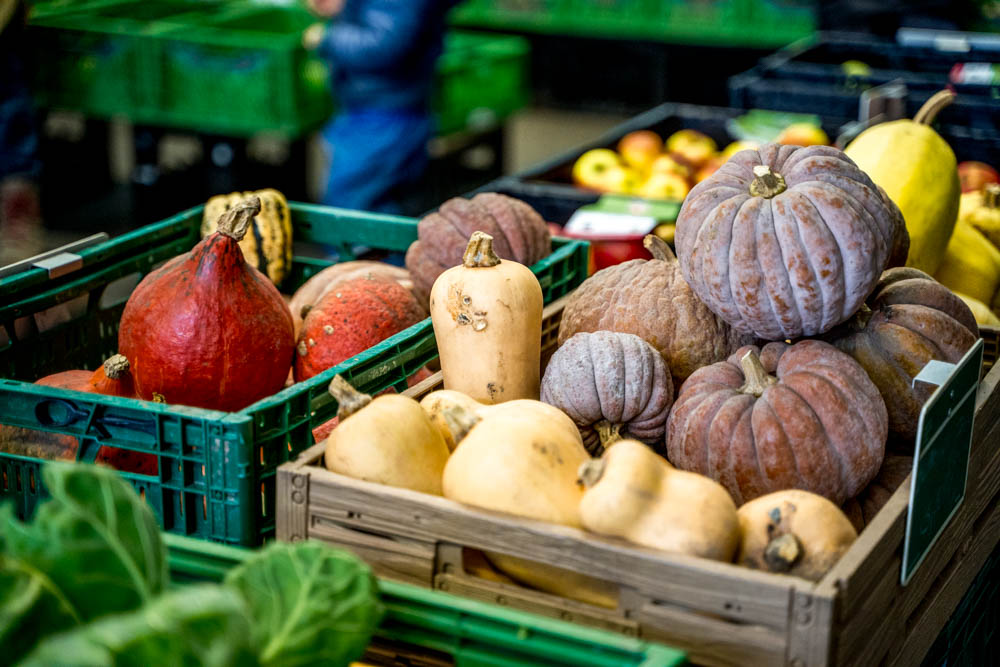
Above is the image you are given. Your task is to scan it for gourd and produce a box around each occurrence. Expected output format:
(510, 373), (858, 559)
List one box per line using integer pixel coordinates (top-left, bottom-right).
(675, 142), (907, 339)
(558, 235), (754, 389)
(960, 183), (1000, 249)
(324, 376), (449, 495)
(842, 455), (912, 532)
(825, 267), (978, 441)
(844, 90), (960, 274)
(667, 340), (887, 506)
(295, 274), (426, 382)
(737, 490), (857, 581)
(288, 261), (416, 339)
(420, 390), (580, 452)
(934, 220), (1000, 307)
(429, 232), (543, 403)
(578, 439), (739, 561)
(0, 355), (156, 474)
(202, 188), (292, 286)
(955, 292), (1000, 327)
(119, 197), (295, 411)
(406, 193), (552, 306)
(540, 331), (674, 455)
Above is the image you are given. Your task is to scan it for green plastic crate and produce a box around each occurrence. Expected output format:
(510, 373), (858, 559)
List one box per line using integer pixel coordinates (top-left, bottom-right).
(163, 534), (686, 666)
(435, 31), (531, 135)
(0, 203), (589, 546)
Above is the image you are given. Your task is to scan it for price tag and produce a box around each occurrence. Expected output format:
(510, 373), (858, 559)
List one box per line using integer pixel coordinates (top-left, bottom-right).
(901, 338), (984, 585)
(564, 210), (657, 237)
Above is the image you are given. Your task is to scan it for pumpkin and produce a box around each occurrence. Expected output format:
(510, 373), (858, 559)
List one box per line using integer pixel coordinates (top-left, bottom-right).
(119, 197), (295, 411)
(288, 261), (416, 339)
(737, 490), (857, 581)
(0, 355), (157, 474)
(675, 142), (907, 339)
(294, 273), (426, 383)
(202, 188), (292, 286)
(405, 193), (551, 306)
(429, 232), (543, 403)
(579, 439), (739, 561)
(667, 340), (887, 506)
(558, 235), (754, 389)
(420, 389), (579, 452)
(842, 455), (912, 532)
(844, 90), (959, 274)
(324, 376), (449, 495)
(540, 331), (674, 455)
(934, 220), (1000, 307)
(825, 267), (978, 441)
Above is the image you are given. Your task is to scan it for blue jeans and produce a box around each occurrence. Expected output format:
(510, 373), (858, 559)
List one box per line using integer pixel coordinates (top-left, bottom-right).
(320, 109), (431, 214)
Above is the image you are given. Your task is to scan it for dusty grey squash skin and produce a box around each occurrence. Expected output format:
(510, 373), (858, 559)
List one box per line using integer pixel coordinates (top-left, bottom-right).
(405, 193), (551, 306)
(541, 331), (674, 455)
(675, 143), (907, 340)
(557, 243), (755, 391)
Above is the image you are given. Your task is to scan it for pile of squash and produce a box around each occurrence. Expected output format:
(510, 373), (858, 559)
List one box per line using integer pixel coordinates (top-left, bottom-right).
(316, 115), (988, 597)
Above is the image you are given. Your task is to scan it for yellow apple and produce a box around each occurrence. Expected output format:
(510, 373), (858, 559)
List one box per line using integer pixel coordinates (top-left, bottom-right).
(653, 222), (676, 245)
(636, 170), (690, 201)
(573, 149), (624, 190)
(666, 129), (717, 169)
(602, 164), (641, 194)
(617, 130), (664, 172)
(721, 140), (759, 159)
(694, 155), (726, 184)
(776, 123), (830, 147)
(650, 154), (691, 180)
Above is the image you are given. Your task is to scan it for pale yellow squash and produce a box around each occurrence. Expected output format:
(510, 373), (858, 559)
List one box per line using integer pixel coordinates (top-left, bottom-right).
(579, 439), (739, 561)
(844, 91), (960, 274)
(324, 376), (450, 495)
(934, 220), (1000, 306)
(960, 183), (1000, 250)
(954, 292), (1000, 327)
(429, 232), (543, 403)
(737, 489), (857, 582)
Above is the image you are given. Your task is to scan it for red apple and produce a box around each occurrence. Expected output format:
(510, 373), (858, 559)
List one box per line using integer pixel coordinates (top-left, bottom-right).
(666, 129), (717, 169)
(617, 130), (664, 172)
(958, 161), (1000, 193)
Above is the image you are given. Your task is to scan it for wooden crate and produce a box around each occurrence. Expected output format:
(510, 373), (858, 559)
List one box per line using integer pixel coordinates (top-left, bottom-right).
(278, 319), (1000, 667)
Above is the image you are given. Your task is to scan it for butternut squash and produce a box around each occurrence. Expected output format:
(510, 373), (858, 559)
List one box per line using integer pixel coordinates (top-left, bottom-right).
(737, 489), (857, 581)
(324, 376), (450, 495)
(429, 231), (543, 403)
(579, 439), (739, 561)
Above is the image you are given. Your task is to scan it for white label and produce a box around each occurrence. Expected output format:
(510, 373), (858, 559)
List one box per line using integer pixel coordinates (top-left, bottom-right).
(564, 211), (657, 237)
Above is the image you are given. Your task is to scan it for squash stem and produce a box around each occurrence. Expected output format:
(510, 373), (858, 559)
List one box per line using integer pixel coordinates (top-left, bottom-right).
(643, 234), (677, 263)
(440, 404), (482, 446)
(577, 459), (606, 488)
(327, 375), (372, 420)
(594, 420), (623, 450)
(985, 183), (1000, 209)
(216, 196), (261, 242)
(738, 350), (778, 397)
(763, 533), (803, 573)
(462, 232), (502, 268)
(748, 165), (787, 199)
(851, 303), (874, 331)
(913, 89), (955, 126)
(103, 354), (130, 380)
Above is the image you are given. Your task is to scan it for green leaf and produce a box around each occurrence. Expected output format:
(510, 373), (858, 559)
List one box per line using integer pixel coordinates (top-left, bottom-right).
(2, 462), (167, 622)
(224, 541), (383, 667)
(0, 556), (81, 664)
(19, 584), (258, 667)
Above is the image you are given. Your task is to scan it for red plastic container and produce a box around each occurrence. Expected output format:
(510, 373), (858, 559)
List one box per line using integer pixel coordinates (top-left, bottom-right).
(556, 227), (650, 273)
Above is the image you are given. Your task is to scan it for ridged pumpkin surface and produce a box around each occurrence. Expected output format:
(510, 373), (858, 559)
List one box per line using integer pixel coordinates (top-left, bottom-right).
(405, 193), (551, 305)
(667, 340), (887, 506)
(541, 331), (674, 455)
(558, 236), (754, 389)
(675, 143), (907, 339)
(294, 275), (426, 382)
(825, 267), (978, 441)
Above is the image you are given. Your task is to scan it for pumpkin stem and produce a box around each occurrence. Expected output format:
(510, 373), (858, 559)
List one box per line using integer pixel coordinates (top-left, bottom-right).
(594, 420), (623, 450)
(643, 234), (677, 263)
(462, 231), (502, 268)
(749, 166), (787, 199)
(327, 375), (372, 420)
(913, 89), (955, 126)
(577, 459), (606, 488)
(440, 404), (482, 446)
(985, 183), (1000, 209)
(852, 303), (874, 331)
(216, 196), (262, 242)
(763, 533), (803, 573)
(103, 354), (130, 380)
(738, 350), (778, 397)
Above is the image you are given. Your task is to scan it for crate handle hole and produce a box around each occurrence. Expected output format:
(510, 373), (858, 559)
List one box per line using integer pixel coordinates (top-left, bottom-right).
(35, 399), (84, 428)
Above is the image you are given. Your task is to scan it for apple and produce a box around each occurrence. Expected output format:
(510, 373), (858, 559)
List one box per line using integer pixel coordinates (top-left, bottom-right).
(776, 123), (830, 147)
(573, 148), (624, 190)
(721, 140), (759, 159)
(652, 222), (675, 245)
(650, 154), (691, 180)
(666, 129), (717, 169)
(601, 165), (641, 194)
(617, 130), (664, 172)
(636, 170), (690, 201)
(694, 155), (726, 184)
(958, 161), (1000, 193)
